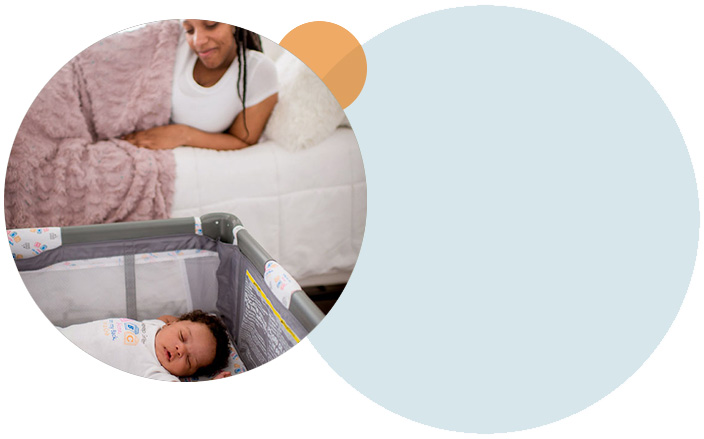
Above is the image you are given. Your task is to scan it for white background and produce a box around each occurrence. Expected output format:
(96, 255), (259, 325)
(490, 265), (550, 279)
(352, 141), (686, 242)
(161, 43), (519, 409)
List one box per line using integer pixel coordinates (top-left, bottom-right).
(1, 1), (701, 437)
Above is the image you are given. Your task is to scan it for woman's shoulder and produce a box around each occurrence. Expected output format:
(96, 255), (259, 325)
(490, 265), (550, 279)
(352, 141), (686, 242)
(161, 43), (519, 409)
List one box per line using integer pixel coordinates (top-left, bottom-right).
(245, 50), (278, 85)
(246, 50), (276, 68)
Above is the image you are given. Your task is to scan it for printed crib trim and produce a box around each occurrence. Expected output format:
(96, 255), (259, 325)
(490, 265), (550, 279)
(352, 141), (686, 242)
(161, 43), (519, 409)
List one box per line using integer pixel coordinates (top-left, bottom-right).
(264, 260), (302, 309)
(26, 248), (218, 272)
(7, 227), (62, 260)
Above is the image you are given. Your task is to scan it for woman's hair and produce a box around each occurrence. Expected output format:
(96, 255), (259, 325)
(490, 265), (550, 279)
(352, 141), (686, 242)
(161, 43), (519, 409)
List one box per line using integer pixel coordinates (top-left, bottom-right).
(233, 27), (263, 142)
(177, 310), (231, 377)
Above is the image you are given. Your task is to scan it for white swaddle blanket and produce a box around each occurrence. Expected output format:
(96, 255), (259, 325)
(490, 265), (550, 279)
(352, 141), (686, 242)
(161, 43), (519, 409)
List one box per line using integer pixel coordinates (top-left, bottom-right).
(59, 318), (177, 381)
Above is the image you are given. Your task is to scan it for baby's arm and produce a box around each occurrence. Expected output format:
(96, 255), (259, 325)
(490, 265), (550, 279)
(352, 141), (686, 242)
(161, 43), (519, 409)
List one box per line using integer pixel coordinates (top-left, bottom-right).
(157, 315), (179, 324)
(213, 371), (232, 380)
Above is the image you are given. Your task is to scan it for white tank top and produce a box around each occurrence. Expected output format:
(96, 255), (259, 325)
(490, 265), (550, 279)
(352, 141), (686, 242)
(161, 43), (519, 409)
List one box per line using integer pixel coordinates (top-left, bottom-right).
(171, 35), (279, 133)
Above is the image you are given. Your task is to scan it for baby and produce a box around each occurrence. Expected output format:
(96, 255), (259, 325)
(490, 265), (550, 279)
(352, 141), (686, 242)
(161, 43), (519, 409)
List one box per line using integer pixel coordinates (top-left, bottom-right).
(58, 310), (232, 381)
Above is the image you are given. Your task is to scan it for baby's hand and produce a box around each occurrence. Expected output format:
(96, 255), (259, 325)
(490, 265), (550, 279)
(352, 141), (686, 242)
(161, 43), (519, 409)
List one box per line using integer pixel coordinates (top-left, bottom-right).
(213, 371), (232, 380)
(157, 315), (178, 324)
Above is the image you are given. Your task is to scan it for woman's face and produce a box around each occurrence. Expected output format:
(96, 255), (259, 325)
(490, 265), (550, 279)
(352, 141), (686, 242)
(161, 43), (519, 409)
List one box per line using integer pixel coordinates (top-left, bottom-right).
(182, 20), (238, 70)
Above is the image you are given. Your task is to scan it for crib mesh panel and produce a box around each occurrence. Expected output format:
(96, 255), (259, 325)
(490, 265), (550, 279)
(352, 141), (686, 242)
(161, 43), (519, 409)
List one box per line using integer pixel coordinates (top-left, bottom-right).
(15, 234), (307, 370)
(18, 250), (221, 328)
(184, 255), (220, 312)
(21, 263), (128, 327)
(132, 251), (221, 320)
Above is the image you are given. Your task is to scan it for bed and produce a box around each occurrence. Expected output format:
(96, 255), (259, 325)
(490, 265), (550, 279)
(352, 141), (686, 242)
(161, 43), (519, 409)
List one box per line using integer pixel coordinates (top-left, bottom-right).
(172, 128), (365, 287)
(171, 39), (366, 287)
(4, 23), (366, 288)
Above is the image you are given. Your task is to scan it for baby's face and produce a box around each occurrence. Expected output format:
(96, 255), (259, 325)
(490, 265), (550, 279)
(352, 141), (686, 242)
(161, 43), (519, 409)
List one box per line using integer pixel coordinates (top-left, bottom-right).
(155, 320), (216, 377)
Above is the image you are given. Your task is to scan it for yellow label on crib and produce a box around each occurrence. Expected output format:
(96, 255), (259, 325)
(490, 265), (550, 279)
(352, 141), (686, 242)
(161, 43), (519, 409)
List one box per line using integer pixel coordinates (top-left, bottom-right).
(246, 270), (300, 343)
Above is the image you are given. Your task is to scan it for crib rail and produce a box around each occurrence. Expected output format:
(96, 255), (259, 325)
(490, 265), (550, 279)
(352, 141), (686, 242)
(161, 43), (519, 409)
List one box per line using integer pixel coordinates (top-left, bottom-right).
(61, 217), (198, 244)
(58, 213), (324, 332)
(61, 213), (241, 244)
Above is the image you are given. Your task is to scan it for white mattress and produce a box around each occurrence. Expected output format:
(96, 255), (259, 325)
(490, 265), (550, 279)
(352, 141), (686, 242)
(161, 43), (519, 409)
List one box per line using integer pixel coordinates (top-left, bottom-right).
(171, 128), (366, 286)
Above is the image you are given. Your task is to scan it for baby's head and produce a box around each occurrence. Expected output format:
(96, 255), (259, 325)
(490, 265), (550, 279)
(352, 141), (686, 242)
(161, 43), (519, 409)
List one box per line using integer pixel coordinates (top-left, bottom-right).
(155, 310), (230, 377)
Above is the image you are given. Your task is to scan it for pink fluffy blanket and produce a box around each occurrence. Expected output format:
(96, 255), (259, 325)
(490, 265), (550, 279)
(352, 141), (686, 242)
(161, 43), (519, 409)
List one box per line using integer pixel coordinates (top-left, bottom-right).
(4, 21), (183, 229)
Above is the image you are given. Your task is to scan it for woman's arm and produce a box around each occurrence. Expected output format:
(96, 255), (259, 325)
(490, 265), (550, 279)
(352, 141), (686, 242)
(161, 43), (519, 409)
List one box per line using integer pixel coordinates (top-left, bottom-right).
(226, 92), (279, 147)
(122, 93), (278, 150)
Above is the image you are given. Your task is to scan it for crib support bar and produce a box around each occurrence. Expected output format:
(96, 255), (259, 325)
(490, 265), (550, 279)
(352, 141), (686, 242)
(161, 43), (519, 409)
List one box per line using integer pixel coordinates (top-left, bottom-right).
(289, 291), (326, 333)
(236, 227), (324, 332)
(61, 217), (197, 244)
(124, 254), (137, 320)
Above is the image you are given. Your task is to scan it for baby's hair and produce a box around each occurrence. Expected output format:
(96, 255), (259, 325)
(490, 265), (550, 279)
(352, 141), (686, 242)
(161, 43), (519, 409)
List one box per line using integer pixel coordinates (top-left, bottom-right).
(177, 310), (230, 376)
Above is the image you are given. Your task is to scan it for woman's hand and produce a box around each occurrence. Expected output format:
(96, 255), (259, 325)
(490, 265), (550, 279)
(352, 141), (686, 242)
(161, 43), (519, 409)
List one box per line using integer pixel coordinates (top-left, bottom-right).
(122, 92), (277, 151)
(121, 125), (187, 150)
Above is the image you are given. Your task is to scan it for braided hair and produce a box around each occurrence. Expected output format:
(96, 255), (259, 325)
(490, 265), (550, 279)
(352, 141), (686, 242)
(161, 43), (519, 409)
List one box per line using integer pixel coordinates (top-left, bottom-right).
(233, 27), (263, 142)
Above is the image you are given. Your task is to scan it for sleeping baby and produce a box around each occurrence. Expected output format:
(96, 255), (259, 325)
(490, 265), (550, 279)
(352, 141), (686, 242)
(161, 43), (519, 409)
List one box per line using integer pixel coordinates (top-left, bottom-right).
(58, 310), (232, 381)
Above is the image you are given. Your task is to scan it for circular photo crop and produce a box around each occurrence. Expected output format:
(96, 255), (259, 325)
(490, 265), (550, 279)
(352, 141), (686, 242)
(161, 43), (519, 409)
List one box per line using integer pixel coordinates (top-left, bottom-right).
(4, 19), (366, 382)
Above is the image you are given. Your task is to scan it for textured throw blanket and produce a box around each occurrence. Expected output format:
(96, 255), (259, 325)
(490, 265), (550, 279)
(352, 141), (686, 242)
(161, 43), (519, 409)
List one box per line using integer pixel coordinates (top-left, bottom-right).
(5, 21), (182, 228)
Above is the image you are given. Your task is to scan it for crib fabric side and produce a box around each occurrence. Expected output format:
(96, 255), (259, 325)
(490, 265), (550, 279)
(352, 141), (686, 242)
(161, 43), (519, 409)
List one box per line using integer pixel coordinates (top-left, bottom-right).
(15, 233), (308, 370)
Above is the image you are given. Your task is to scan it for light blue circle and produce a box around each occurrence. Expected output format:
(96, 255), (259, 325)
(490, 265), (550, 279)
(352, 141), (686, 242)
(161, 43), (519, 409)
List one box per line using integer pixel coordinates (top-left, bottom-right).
(308, 6), (699, 434)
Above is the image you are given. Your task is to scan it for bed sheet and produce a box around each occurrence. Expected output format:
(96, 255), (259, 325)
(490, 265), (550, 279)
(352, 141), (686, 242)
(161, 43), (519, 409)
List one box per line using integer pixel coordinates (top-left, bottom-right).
(170, 128), (366, 286)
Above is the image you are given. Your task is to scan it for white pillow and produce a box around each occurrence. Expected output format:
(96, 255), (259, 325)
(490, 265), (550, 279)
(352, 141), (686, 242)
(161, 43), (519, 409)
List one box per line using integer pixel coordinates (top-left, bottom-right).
(264, 51), (346, 151)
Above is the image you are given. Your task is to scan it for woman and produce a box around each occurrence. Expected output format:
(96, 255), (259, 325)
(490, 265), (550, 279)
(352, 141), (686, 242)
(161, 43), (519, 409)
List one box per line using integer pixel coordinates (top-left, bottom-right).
(122, 20), (279, 150)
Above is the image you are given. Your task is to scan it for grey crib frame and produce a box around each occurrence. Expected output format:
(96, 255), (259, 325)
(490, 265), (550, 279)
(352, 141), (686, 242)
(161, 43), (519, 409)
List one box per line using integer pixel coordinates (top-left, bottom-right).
(58, 212), (325, 332)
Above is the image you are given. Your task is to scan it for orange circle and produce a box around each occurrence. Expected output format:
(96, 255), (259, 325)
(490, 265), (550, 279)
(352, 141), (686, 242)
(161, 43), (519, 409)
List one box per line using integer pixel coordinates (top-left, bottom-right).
(279, 22), (367, 109)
